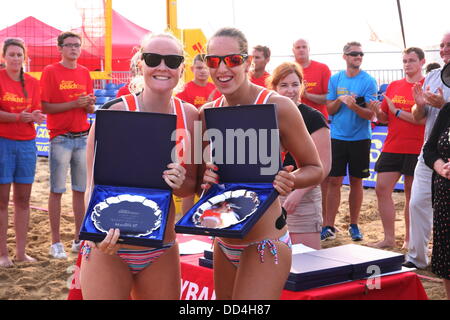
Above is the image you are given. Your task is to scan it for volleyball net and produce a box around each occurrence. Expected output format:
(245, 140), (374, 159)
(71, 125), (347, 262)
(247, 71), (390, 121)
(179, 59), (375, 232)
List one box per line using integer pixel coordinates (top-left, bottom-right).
(0, 0), (112, 79)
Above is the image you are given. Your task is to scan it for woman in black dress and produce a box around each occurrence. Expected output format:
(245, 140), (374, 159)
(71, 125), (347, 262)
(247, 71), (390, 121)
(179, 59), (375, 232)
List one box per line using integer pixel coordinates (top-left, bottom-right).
(423, 102), (450, 299)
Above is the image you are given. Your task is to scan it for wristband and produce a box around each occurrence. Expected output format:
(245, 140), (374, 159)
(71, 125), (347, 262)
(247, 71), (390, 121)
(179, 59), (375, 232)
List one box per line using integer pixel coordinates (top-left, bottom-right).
(15, 113), (20, 123)
(395, 109), (402, 117)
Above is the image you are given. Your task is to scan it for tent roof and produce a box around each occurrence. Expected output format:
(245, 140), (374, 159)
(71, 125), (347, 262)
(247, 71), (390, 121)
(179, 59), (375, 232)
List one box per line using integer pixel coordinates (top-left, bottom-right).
(0, 16), (61, 45)
(112, 10), (149, 47)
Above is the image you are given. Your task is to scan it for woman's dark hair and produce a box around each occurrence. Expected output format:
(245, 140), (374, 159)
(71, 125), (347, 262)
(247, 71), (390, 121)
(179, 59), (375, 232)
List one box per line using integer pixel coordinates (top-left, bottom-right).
(207, 27), (248, 54)
(2, 38), (28, 98)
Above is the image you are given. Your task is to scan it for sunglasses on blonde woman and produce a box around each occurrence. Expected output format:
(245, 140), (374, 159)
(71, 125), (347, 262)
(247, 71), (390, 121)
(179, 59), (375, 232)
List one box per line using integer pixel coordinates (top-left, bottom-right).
(141, 53), (184, 69)
(205, 54), (248, 68)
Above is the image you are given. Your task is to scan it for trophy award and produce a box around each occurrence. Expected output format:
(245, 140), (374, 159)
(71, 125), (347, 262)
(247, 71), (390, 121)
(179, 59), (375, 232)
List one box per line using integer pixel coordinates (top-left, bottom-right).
(79, 109), (176, 247)
(175, 104), (281, 238)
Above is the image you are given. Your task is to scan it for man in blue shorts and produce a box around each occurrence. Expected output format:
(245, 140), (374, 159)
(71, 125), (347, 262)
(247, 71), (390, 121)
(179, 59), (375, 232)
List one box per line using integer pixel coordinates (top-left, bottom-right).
(322, 41), (377, 241)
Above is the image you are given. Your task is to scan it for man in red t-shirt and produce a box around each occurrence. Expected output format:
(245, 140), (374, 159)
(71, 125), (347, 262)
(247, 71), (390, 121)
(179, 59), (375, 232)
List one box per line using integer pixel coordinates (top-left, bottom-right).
(249, 45), (271, 88)
(176, 54), (220, 108)
(293, 39), (331, 119)
(369, 47), (426, 249)
(41, 31), (95, 260)
(293, 38), (331, 230)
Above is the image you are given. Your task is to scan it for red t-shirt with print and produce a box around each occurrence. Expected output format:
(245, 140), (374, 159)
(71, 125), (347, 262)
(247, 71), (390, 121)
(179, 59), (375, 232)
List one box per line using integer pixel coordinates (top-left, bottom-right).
(176, 81), (220, 109)
(40, 62), (93, 139)
(381, 78), (425, 154)
(301, 60), (331, 119)
(0, 69), (41, 140)
(250, 71), (271, 88)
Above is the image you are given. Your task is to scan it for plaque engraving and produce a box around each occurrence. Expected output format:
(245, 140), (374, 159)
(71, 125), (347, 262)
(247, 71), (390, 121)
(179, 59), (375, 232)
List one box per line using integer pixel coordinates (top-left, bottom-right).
(91, 194), (162, 237)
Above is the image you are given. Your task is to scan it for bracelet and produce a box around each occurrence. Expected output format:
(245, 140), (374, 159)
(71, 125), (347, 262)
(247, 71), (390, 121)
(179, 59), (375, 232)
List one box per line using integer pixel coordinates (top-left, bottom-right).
(395, 109), (402, 117)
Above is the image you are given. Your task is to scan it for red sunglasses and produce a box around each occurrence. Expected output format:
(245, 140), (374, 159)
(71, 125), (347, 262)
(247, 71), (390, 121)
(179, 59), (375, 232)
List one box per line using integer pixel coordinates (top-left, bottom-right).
(205, 54), (248, 68)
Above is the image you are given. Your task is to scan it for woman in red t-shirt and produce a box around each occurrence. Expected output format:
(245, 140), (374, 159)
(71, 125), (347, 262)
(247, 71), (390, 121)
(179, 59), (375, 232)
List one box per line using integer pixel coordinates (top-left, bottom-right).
(0, 38), (45, 267)
(369, 47), (426, 249)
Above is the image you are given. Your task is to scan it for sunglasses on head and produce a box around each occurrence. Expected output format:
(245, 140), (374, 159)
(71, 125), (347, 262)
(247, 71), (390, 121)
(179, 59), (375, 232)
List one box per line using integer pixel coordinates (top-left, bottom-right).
(141, 53), (184, 69)
(346, 51), (364, 57)
(205, 54), (248, 68)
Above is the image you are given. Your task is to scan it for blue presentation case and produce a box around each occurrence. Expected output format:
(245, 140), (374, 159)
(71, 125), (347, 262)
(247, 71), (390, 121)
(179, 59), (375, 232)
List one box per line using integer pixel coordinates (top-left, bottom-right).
(175, 104), (282, 239)
(201, 244), (404, 291)
(306, 244), (405, 280)
(79, 110), (176, 247)
(285, 251), (353, 291)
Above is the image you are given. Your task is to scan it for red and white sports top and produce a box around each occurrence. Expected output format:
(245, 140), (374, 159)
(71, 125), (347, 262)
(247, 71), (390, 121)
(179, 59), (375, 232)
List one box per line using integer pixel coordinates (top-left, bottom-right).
(212, 88), (274, 107)
(121, 93), (188, 166)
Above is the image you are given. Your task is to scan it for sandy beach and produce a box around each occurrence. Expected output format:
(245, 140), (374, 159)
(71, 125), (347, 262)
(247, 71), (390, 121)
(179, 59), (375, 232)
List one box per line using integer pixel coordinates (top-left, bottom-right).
(0, 156), (446, 300)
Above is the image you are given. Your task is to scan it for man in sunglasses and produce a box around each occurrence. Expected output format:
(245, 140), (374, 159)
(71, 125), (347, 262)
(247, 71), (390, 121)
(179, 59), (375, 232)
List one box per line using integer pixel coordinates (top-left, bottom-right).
(293, 38), (331, 120)
(249, 45), (271, 88)
(322, 41), (377, 242)
(41, 31), (95, 259)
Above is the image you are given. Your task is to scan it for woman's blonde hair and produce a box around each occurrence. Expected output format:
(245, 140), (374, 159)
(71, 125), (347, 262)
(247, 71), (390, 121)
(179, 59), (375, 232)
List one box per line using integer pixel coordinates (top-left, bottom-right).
(130, 32), (185, 94)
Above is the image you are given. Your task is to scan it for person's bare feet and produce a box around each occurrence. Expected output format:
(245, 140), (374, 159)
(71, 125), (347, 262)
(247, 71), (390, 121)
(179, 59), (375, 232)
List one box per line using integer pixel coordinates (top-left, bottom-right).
(14, 254), (37, 263)
(0, 255), (14, 268)
(368, 240), (395, 249)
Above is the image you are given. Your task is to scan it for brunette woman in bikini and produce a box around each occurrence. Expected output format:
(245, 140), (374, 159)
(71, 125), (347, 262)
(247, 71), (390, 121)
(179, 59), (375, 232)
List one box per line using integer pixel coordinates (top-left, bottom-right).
(200, 28), (323, 300)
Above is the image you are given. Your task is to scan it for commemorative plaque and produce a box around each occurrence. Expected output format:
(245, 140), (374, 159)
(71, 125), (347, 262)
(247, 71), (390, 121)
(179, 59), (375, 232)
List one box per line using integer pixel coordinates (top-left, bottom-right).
(193, 189), (260, 229)
(79, 110), (176, 247)
(175, 104), (281, 238)
(91, 194), (161, 237)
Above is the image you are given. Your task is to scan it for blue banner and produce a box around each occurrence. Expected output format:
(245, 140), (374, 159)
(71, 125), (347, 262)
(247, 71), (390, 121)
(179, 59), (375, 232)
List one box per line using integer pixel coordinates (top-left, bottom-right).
(34, 122), (404, 191)
(34, 115), (96, 157)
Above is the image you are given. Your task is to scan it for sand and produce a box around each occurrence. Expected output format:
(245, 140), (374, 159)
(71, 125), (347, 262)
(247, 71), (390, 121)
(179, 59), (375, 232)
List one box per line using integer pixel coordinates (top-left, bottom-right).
(0, 156), (446, 300)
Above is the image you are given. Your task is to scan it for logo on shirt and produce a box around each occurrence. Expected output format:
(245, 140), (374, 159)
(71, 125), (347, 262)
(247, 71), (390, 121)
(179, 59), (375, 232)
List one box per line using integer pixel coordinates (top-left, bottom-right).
(337, 88), (350, 95)
(304, 80), (317, 89)
(194, 96), (207, 106)
(391, 95), (414, 107)
(2, 92), (25, 103)
(59, 80), (87, 91)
